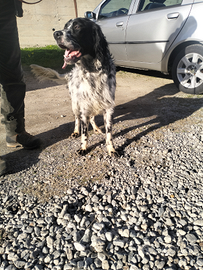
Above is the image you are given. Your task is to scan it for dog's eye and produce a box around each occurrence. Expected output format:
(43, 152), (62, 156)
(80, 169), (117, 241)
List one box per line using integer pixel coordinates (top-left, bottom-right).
(74, 25), (80, 31)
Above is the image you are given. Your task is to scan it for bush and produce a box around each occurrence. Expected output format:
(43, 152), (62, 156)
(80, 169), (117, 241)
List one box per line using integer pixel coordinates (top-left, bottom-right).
(21, 45), (65, 69)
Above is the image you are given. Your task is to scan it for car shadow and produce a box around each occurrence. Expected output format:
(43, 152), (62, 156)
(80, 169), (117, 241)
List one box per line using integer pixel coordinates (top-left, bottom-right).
(2, 79), (203, 175)
(117, 66), (170, 79)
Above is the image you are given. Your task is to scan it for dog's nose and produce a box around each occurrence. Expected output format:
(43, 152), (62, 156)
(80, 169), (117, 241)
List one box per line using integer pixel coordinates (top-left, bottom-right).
(53, 30), (63, 40)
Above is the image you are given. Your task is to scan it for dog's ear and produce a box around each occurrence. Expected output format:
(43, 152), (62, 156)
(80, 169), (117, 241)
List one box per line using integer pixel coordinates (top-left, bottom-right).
(92, 23), (109, 65)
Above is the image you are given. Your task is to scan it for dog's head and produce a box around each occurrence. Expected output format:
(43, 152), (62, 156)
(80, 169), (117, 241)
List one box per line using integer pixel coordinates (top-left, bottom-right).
(53, 18), (109, 69)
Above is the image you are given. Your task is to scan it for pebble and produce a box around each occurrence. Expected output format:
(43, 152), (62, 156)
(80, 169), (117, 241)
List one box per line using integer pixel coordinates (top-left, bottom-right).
(102, 260), (110, 270)
(186, 234), (198, 243)
(113, 239), (125, 248)
(197, 258), (203, 267)
(118, 228), (130, 237)
(164, 235), (172, 243)
(73, 242), (85, 251)
(194, 219), (203, 226)
(85, 204), (92, 212)
(0, 122), (203, 270)
(105, 232), (113, 242)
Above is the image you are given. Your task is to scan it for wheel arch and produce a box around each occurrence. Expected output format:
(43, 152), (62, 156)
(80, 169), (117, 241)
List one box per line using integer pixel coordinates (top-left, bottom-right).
(167, 41), (203, 75)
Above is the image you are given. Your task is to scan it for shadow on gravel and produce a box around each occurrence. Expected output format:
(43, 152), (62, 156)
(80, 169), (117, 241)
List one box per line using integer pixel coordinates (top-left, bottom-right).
(2, 75), (203, 175)
(114, 82), (203, 153)
(2, 121), (75, 175)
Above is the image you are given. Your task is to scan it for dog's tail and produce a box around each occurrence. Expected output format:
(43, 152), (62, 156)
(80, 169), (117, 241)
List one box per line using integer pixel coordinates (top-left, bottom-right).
(30, 64), (67, 84)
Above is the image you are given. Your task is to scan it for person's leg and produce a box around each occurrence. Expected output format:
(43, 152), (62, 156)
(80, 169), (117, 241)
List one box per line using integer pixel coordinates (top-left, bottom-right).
(0, 0), (40, 150)
(0, 1), (26, 136)
(0, 1), (40, 175)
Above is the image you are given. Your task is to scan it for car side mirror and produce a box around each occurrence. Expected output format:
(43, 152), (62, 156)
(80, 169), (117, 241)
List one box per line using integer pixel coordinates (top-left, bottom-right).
(84, 11), (96, 20)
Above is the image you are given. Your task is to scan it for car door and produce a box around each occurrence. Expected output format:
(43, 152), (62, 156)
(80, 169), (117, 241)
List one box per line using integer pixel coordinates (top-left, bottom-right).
(125, 0), (192, 70)
(95, 0), (135, 65)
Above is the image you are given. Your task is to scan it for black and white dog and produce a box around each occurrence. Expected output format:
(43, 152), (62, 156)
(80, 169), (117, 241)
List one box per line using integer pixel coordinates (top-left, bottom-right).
(31, 18), (117, 156)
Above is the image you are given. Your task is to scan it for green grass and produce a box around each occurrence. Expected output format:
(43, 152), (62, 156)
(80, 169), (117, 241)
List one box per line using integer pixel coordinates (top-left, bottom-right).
(21, 45), (65, 69)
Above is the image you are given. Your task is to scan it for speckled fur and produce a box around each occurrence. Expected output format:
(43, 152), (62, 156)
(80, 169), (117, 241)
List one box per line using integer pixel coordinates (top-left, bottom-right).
(31, 18), (117, 155)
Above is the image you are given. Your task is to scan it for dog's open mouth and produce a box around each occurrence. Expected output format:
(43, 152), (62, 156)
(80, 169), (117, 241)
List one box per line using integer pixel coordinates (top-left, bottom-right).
(62, 49), (82, 69)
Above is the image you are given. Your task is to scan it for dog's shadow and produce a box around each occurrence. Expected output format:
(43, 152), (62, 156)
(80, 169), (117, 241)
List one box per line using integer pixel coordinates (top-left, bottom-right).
(87, 81), (203, 154)
(2, 80), (203, 175)
(113, 83), (203, 152)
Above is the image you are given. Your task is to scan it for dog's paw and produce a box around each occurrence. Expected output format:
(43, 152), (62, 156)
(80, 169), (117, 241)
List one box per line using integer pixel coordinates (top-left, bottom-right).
(107, 146), (119, 157)
(77, 149), (87, 156)
(109, 150), (119, 157)
(71, 132), (80, 138)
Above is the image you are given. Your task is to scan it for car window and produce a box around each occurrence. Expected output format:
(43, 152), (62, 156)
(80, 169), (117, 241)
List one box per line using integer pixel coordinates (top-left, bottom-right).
(98, 0), (132, 19)
(137, 0), (182, 12)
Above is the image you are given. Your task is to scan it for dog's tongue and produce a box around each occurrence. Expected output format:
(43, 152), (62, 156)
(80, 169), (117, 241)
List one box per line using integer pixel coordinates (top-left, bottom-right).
(62, 49), (82, 69)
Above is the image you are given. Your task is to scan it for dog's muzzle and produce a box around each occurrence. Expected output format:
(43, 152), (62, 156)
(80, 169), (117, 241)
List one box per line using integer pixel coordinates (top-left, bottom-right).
(53, 30), (63, 40)
(53, 30), (82, 69)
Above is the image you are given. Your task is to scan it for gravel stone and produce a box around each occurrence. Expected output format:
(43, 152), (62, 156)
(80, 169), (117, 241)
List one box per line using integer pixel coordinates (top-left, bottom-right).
(102, 260), (110, 269)
(13, 260), (26, 269)
(113, 239), (125, 248)
(0, 105), (203, 270)
(194, 219), (203, 226)
(105, 232), (113, 242)
(197, 258), (203, 267)
(73, 242), (85, 251)
(164, 235), (172, 243)
(155, 260), (165, 269)
(98, 252), (106, 261)
(186, 233), (198, 243)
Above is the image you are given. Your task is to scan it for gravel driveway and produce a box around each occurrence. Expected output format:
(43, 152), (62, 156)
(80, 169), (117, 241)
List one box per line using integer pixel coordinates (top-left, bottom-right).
(0, 68), (203, 270)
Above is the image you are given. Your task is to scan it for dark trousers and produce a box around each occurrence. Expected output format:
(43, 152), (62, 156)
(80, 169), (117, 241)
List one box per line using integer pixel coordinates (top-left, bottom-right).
(0, 0), (25, 137)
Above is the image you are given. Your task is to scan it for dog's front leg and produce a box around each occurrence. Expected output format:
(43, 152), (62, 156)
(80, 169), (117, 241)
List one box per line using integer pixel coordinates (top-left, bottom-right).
(104, 109), (117, 156)
(71, 115), (80, 138)
(78, 115), (89, 155)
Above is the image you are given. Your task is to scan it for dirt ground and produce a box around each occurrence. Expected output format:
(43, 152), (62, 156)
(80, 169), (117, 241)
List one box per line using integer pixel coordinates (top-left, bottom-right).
(0, 66), (202, 158)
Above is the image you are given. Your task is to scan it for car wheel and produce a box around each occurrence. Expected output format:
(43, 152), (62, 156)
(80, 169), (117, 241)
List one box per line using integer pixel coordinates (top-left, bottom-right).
(172, 44), (203, 94)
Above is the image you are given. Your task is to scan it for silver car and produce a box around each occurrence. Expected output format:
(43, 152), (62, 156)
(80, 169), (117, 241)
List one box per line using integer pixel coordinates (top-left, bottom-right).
(85, 0), (203, 94)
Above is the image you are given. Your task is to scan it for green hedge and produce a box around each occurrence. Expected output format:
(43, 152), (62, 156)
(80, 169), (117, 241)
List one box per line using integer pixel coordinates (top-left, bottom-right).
(21, 45), (65, 69)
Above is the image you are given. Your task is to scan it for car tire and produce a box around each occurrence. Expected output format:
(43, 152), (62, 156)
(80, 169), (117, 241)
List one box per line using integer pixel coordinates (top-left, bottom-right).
(172, 44), (203, 94)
